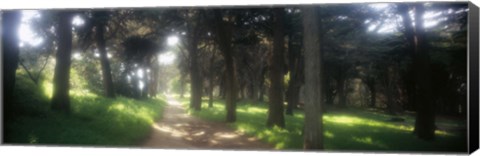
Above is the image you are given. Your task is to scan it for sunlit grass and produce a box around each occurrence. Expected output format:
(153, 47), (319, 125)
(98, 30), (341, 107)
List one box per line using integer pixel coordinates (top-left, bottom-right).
(41, 77), (98, 99)
(4, 75), (167, 146)
(41, 80), (53, 98)
(182, 97), (467, 152)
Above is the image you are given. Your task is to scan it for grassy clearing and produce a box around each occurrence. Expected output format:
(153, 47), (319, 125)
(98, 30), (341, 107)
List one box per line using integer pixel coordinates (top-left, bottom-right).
(4, 76), (166, 146)
(181, 97), (467, 152)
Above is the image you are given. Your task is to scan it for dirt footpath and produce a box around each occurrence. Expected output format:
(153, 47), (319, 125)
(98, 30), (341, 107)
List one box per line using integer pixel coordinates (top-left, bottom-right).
(141, 95), (273, 150)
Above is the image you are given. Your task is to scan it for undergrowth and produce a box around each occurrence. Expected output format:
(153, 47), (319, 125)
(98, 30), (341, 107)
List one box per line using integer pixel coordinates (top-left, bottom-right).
(183, 98), (467, 152)
(4, 75), (166, 146)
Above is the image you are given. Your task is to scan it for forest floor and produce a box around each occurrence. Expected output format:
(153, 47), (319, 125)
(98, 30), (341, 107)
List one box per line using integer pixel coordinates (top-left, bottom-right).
(141, 94), (273, 150)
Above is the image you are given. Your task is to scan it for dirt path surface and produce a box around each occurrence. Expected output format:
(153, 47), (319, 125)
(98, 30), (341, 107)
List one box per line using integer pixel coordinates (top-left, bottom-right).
(141, 94), (273, 150)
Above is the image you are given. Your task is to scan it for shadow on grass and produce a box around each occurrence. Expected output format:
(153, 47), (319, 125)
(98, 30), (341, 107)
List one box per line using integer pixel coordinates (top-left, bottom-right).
(181, 97), (467, 152)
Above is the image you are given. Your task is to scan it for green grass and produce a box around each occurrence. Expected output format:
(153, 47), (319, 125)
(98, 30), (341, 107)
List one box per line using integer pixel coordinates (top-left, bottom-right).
(182, 97), (467, 153)
(4, 75), (166, 146)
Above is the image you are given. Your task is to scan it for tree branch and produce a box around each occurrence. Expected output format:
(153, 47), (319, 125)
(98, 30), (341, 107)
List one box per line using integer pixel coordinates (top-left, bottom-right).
(19, 60), (38, 85)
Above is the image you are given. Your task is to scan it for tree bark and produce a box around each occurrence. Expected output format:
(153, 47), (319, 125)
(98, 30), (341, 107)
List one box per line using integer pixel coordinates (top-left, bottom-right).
(188, 27), (202, 111)
(324, 77), (335, 106)
(208, 49), (217, 108)
(398, 3), (417, 112)
(149, 64), (160, 97)
(266, 8), (286, 128)
(95, 12), (115, 98)
(285, 82), (300, 115)
(208, 81), (214, 108)
(248, 81), (256, 100)
(399, 3), (435, 140)
(213, 10), (236, 122)
(337, 76), (347, 107)
(367, 78), (376, 108)
(2, 11), (22, 108)
(141, 70), (149, 99)
(285, 34), (301, 115)
(385, 66), (397, 115)
(302, 6), (324, 149)
(404, 71), (416, 111)
(219, 73), (226, 99)
(411, 4), (436, 140)
(258, 67), (267, 102)
(239, 84), (245, 99)
(180, 72), (186, 98)
(51, 12), (73, 113)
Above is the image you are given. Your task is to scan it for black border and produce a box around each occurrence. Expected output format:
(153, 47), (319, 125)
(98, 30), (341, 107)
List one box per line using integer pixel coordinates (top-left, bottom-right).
(468, 1), (479, 154)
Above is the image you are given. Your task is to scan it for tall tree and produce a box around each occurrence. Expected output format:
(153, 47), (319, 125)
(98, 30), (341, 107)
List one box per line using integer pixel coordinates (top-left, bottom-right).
(398, 3), (436, 140)
(266, 8), (286, 128)
(94, 11), (116, 98)
(51, 11), (74, 113)
(207, 44), (217, 108)
(398, 4), (418, 114)
(186, 9), (203, 111)
(302, 6), (324, 149)
(77, 10), (123, 98)
(2, 11), (22, 106)
(285, 11), (304, 115)
(411, 3), (435, 140)
(364, 66), (377, 108)
(213, 9), (237, 122)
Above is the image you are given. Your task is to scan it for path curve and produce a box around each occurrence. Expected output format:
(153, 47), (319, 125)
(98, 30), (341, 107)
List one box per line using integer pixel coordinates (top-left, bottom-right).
(141, 94), (273, 150)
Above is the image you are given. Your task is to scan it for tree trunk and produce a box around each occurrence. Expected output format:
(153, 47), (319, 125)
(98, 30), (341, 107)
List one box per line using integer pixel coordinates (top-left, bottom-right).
(266, 8), (286, 128)
(248, 81), (256, 100)
(286, 34), (300, 115)
(258, 67), (267, 102)
(129, 72), (140, 98)
(51, 12), (73, 113)
(324, 77), (335, 106)
(367, 78), (376, 108)
(208, 50), (216, 108)
(337, 77), (346, 107)
(208, 81), (214, 108)
(224, 50), (236, 122)
(141, 72), (149, 99)
(411, 4), (435, 140)
(398, 3), (417, 112)
(2, 11), (21, 108)
(404, 72), (416, 111)
(239, 84), (245, 100)
(95, 13), (115, 98)
(214, 10), (236, 122)
(243, 85), (248, 100)
(150, 64), (160, 96)
(302, 6), (324, 149)
(188, 29), (202, 111)
(399, 3), (435, 140)
(180, 72), (185, 98)
(219, 73), (226, 99)
(385, 66), (397, 115)
(286, 83), (300, 115)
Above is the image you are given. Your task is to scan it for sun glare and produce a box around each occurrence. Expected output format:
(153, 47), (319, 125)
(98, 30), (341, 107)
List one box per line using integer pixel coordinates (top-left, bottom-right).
(73, 53), (82, 60)
(139, 81), (145, 90)
(369, 3), (390, 10)
(19, 10), (43, 47)
(72, 15), (85, 26)
(167, 36), (179, 46)
(158, 51), (176, 65)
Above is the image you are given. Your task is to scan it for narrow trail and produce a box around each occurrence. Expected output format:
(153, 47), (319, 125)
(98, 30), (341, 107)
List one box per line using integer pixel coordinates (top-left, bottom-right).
(141, 94), (273, 150)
